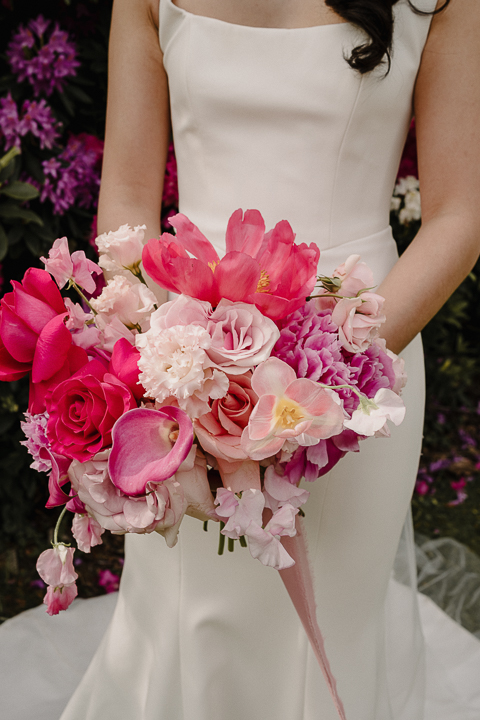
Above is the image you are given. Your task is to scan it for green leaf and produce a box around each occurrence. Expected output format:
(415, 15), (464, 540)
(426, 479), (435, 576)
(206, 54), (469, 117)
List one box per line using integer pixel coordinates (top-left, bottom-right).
(0, 181), (39, 201)
(0, 159), (15, 184)
(66, 84), (93, 104)
(0, 203), (43, 225)
(0, 224), (8, 261)
(7, 224), (23, 246)
(24, 231), (42, 257)
(57, 89), (75, 116)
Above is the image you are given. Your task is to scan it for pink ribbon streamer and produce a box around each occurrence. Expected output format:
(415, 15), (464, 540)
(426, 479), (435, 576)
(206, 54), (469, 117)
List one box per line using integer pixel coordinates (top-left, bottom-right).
(279, 517), (347, 720)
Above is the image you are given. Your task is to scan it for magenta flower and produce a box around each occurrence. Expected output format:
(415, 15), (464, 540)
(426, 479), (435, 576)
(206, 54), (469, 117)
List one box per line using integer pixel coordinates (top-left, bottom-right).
(0, 93), (20, 150)
(143, 209), (320, 321)
(98, 569), (120, 594)
(108, 406), (194, 496)
(241, 357), (344, 460)
(7, 16), (80, 97)
(18, 98), (61, 149)
(36, 545), (78, 615)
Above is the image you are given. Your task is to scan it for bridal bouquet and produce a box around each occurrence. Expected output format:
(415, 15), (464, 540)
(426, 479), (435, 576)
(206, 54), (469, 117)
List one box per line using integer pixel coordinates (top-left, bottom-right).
(0, 209), (406, 616)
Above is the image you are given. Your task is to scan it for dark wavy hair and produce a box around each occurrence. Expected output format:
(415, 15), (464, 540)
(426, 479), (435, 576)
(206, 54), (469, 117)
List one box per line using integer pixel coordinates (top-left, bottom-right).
(325, 0), (450, 73)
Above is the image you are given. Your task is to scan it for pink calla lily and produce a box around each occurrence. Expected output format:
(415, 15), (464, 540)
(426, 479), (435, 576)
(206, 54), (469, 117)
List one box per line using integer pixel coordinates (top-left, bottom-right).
(109, 406), (194, 496)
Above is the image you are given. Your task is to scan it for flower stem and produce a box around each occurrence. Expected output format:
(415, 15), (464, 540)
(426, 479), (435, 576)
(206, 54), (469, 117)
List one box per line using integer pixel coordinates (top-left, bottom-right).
(69, 280), (97, 315)
(228, 537), (235, 553)
(53, 505), (69, 546)
(203, 521), (208, 532)
(218, 522), (225, 555)
(239, 535), (247, 548)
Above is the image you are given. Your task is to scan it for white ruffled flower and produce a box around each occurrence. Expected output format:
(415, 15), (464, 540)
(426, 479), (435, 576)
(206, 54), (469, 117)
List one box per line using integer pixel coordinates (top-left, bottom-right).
(392, 176), (421, 226)
(96, 224), (146, 272)
(344, 388), (406, 436)
(90, 275), (156, 331)
(136, 324), (229, 418)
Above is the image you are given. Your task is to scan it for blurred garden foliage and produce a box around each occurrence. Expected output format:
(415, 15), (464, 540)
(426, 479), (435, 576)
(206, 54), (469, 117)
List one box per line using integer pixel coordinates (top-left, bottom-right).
(0, 0), (478, 617)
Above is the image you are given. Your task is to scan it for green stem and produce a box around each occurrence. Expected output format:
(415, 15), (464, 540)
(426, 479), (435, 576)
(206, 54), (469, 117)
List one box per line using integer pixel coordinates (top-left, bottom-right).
(203, 521), (208, 532)
(228, 537), (235, 553)
(0, 146), (20, 171)
(218, 522), (225, 555)
(69, 280), (98, 315)
(53, 505), (69, 546)
(239, 535), (247, 548)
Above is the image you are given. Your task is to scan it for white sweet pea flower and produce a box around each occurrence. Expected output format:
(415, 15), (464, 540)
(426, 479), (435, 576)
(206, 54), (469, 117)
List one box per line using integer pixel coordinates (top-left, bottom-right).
(344, 388), (406, 436)
(96, 224), (146, 272)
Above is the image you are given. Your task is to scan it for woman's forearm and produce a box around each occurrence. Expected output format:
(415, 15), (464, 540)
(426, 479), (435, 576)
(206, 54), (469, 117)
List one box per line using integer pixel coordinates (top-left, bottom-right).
(378, 212), (480, 354)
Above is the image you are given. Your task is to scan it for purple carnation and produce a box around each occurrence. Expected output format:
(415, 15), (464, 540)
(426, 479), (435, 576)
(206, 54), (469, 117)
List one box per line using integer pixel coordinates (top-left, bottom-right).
(7, 15), (80, 97)
(20, 411), (52, 473)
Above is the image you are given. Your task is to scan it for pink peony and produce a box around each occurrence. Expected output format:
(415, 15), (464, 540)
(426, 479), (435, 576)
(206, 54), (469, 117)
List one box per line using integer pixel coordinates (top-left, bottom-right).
(331, 293), (386, 354)
(241, 358), (345, 461)
(0, 268), (88, 413)
(45, 358), (136, 462)
(194, 372), (257, 461)
(36, 545), (78, 615)
(142, 209), (320, 321)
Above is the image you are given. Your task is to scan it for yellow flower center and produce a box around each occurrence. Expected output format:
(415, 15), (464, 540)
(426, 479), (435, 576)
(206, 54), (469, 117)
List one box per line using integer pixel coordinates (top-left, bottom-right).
(208, 261), (219, 273)
(256, 270), (270, 293)
(275, 398), (305, 430)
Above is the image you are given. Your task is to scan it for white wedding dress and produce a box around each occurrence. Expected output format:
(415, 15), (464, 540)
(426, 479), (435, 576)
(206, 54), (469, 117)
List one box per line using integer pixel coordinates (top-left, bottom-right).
(1, 1), (480, 718)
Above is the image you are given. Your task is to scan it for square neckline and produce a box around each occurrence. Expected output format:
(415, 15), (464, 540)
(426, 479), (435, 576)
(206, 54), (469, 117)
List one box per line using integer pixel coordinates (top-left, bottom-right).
(166, 0), (350, 32)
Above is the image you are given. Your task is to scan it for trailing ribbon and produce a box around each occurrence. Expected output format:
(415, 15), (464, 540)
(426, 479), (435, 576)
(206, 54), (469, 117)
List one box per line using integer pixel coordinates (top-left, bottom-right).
(279, 516), (347, 720)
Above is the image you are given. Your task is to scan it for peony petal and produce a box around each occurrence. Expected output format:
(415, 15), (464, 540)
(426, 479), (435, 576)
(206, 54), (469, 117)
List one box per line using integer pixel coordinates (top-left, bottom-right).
(224, 208), (265, 257)
(214, 252), (260, 302)
(169, 214), (220, 265)
(109, 407), (194, 495)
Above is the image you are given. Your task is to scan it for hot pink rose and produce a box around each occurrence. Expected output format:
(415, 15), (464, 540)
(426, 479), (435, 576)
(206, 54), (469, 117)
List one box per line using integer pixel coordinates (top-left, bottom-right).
(0, 268), (88, 412)
(194, 372), (258, 461)
(331, 292), (386, 353)
(46, 359), (136, 462)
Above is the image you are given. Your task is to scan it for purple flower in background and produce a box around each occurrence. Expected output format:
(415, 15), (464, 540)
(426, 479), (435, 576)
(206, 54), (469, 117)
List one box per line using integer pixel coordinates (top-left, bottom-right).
(429, 458), (451, 473)
(98, 569), (120, 594)
(40, 134), (101, 215)
(459, 428), (476, 449)
(7, 15), (80, 97)
(0, 93), (20, 149)
(0, 94), (61, 151)
(18, 99), (61, 149)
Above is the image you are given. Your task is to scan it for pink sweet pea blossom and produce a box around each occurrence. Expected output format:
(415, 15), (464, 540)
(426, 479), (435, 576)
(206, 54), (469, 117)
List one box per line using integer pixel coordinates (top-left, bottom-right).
(41, 236), (101, 294)
(72, 514), (104, 553)
(36, 545), (78, 615)
(215, 487), (296, 570)
(142, 209), (320, 321)
(262, 465), (310, 513)
(241, 357), (345, 461)
(331, 293), (386, 353)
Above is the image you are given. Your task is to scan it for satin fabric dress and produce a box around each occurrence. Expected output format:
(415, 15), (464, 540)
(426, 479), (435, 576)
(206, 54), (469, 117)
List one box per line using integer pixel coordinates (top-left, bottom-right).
(52, 0), (453, 718)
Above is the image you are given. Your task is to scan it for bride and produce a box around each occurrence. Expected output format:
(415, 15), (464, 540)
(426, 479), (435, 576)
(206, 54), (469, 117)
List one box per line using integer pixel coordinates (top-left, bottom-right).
(3, 0), (480, 719)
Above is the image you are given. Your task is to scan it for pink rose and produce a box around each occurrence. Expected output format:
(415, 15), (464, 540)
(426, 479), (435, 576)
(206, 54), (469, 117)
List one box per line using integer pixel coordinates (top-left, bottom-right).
(194, 372), (258, 461)
(331, 292), (386, 353)
(0, 268), (88, 412)
(46, 359), (136, 462)
(332, 254), (374, 297)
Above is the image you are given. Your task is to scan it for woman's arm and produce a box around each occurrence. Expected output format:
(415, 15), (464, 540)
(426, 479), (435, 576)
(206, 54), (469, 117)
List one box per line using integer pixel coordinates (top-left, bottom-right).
(97, 0), (170, 303)
(378, 0), (480, 354)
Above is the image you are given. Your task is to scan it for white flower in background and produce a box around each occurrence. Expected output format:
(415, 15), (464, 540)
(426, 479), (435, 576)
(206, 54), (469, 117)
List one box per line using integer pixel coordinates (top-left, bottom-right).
(90, 275), (156, 331)
(96, 224), (146, 273)
(392, 176), (421, 226)
(344, 388), (406, 436)
(136, 324), (229, 417)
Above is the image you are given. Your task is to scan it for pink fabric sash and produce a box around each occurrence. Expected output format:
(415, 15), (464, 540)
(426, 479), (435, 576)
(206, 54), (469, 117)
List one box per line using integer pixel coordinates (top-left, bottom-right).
(279, 517), (347, 720)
